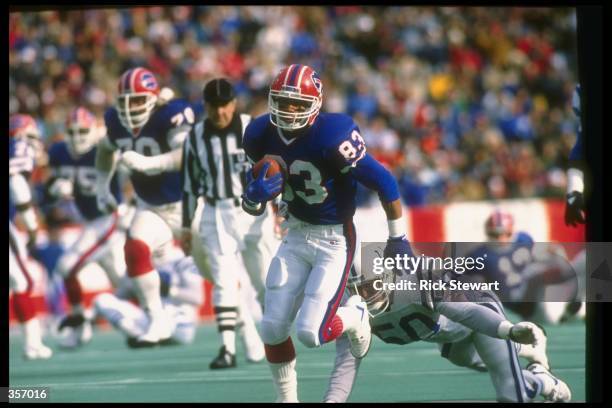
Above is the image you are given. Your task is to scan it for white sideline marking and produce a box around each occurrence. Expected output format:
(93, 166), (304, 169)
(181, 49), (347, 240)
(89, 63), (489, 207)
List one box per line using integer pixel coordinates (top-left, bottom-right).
(28, 367), (584, 389)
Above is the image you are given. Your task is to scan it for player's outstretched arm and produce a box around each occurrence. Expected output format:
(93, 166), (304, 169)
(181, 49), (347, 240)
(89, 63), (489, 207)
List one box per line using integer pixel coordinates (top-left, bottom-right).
(565, 166), (585, 226)
(435, 302), (537, 345)
(351, 153), (414, 259)
(120, 148), (183, 176)
(565, 84), (585, 226)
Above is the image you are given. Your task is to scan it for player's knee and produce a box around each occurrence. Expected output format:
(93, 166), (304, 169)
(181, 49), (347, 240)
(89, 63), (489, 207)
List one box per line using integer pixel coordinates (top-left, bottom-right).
(261, 317), (291, 345)
(297, 328), (320, 348)
(124, 238), (154, 277)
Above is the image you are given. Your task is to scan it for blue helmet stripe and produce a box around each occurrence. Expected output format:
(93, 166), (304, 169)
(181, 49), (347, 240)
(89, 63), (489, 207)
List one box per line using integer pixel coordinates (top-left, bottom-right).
(288, 64), (302, 87)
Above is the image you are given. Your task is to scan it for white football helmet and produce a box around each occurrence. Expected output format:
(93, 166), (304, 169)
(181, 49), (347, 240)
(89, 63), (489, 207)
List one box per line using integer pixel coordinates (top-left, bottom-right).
(348, 244), (395, 318)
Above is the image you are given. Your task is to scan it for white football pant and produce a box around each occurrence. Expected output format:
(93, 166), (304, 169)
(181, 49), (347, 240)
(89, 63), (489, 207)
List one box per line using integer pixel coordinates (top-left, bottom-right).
(261, 218), (357, 348)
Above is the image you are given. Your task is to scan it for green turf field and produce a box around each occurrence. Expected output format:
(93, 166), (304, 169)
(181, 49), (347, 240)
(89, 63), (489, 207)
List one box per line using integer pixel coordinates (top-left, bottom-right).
(9, 316), (585, 403)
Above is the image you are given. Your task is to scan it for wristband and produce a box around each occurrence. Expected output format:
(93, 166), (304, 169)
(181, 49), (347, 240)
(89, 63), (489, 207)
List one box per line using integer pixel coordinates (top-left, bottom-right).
(388, 217), (407, 239)
(567, 168), (584, 194)
(497, 320), (513, 339)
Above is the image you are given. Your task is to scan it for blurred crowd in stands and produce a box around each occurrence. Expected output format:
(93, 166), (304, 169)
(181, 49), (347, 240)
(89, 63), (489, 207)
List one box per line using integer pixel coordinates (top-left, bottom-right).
(9, 6), (580, 208)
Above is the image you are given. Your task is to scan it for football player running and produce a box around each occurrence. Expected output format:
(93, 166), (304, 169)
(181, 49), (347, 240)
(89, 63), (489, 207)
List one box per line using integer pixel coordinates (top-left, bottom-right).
(47, 107), (134, 349)
(95, 67), (195, 347)
(9, 113), (53, 359)
(241, 64), (413, 402)
(323, 242), (572, 403)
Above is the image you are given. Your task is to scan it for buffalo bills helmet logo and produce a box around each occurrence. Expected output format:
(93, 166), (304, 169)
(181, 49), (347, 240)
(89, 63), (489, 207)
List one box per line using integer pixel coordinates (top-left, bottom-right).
(141, 72), (158, 91)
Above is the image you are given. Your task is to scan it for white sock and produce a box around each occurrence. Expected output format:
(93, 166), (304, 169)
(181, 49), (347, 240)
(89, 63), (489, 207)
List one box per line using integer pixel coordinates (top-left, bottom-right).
(132, 271), (163, 316)
(221, 330), (236, 354)
(23, 317), (44, 348)
(269, 358), (298, 403)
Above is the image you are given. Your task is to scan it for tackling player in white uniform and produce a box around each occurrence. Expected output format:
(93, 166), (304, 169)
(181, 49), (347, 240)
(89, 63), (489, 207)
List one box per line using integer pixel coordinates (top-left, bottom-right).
(182, 78), (275, 368)
(9, 113), (53, 360)
(92, 255), (204, 347)
(323, 242), (572, 403)
(241, 64), (415, 402)
(46, 107), (135, 348)
(95, 67), (195, 347)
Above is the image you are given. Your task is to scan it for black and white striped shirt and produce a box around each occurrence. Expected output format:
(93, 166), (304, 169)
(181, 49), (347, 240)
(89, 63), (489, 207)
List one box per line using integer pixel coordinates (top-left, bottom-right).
(182, 113), (252, 228)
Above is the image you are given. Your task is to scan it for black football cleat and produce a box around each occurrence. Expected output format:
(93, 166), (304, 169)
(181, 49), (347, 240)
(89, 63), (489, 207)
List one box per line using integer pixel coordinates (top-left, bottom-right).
(58, 313), (86, 331)
(209, 346), (237, 369)
(127, 337), (159, 349)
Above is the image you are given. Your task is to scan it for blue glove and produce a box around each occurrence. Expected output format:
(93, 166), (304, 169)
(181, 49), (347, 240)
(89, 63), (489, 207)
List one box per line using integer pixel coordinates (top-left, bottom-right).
(383, 235), (415, 277)
(244, 162), (284, 204)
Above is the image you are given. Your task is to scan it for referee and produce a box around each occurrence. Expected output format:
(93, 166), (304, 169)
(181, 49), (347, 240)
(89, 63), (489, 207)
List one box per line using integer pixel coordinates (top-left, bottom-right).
(181, 78), (278, 369)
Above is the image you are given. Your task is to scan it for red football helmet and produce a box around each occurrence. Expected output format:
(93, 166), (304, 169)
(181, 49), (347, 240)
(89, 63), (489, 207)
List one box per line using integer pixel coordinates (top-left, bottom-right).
(65, 107), (98, 156)
(10, 114), (40, 139)
(116, 67), (160, 132)
(268, 64), (322, 131)
(9, 113), (44, 162)
(485, 209), (514, 239)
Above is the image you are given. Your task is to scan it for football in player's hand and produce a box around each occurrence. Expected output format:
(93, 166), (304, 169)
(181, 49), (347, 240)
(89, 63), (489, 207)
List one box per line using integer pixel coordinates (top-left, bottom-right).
(244, 157), (286, 203)
(253, 157), (283, 178)
(252, 157), (285, 198)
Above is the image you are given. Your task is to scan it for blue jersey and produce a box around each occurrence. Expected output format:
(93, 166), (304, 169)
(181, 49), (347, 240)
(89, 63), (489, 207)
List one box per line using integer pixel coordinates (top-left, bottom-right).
(569, 84), (582, 161)
(48, 142), (122, 221)
(104, 99), (194, 206)
(243, 113), (368, 225)
(466, 232), (535, 298)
